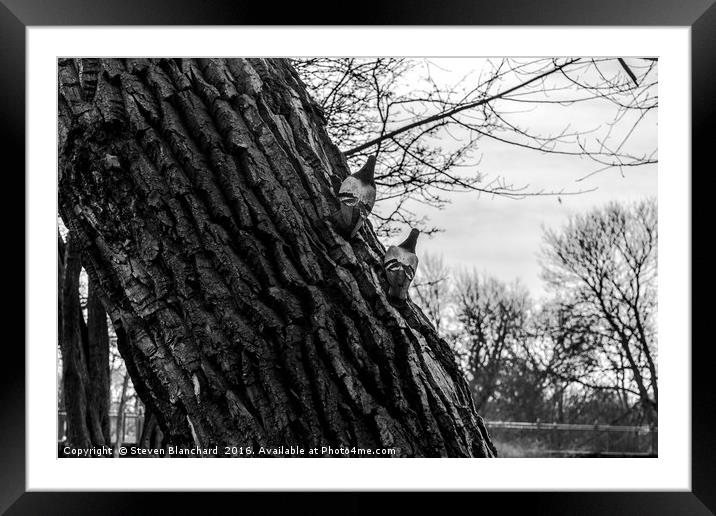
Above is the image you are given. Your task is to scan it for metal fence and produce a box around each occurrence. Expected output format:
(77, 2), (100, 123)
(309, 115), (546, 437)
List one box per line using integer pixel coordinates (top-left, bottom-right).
(487, 420), (657, 457)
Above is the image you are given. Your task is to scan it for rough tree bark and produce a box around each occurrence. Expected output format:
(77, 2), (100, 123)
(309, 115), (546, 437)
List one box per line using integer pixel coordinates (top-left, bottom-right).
(58, 57), (496, 457)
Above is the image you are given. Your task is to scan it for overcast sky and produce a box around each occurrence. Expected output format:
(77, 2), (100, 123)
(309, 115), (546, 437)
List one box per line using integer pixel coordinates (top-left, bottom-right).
(374, 58), (657, 299)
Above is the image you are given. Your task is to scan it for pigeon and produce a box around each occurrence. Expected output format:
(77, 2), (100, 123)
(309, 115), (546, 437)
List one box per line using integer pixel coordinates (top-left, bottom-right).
(334, 156), (377, 238)
(383, 228), (420, 302)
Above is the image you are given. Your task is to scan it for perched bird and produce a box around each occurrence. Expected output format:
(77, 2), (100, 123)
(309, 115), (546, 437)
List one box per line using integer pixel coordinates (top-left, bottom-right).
(383, 228), (420, 302)
(334, 156), (377, 238)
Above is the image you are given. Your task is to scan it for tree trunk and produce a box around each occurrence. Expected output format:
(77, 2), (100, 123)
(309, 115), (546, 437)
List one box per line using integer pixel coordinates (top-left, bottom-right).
(113, 373), (130, 457)
(59, 232), (91, 448)
(87, 281), (112, 444)
(139, 410), (167, 455)
(58, 58), (496, 457)
(58, 232), (65, 347)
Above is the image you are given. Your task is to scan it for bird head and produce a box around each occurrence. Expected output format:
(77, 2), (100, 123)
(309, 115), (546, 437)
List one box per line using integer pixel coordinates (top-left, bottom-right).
(353, 155), (377, 185)
(398, 228), (420, 253)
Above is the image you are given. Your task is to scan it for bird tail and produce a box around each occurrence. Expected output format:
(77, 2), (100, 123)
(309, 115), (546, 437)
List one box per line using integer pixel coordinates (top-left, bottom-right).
(329, 207), (342, 223)
(388, 284), (407, 301)
(350, 204), (371, 238)
(349, 217), (364, 238)
(330, 205), (363, 239)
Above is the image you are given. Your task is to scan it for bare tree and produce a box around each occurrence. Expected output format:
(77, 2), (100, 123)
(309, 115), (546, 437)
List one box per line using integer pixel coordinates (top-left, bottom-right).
(539, 198), (657, 438)
(453, 273), (530, 411)
(294, 58), (657, 236)
(523, 301), (630, 423)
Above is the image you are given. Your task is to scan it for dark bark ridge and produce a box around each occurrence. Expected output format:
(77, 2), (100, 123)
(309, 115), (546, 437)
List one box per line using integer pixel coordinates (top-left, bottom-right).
(58, 57), (495, 457)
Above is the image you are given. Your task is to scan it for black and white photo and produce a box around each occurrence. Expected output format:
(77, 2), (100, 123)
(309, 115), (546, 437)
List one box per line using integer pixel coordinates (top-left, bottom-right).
(57, 56), (658, 459)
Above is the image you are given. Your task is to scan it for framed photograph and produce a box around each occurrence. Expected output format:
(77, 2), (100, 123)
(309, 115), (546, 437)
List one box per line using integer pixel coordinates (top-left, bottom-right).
(3, 0), (711, 513)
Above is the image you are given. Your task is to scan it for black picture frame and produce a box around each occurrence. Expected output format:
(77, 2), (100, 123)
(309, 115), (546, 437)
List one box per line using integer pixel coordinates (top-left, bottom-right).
(2, 1), (711, 514)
